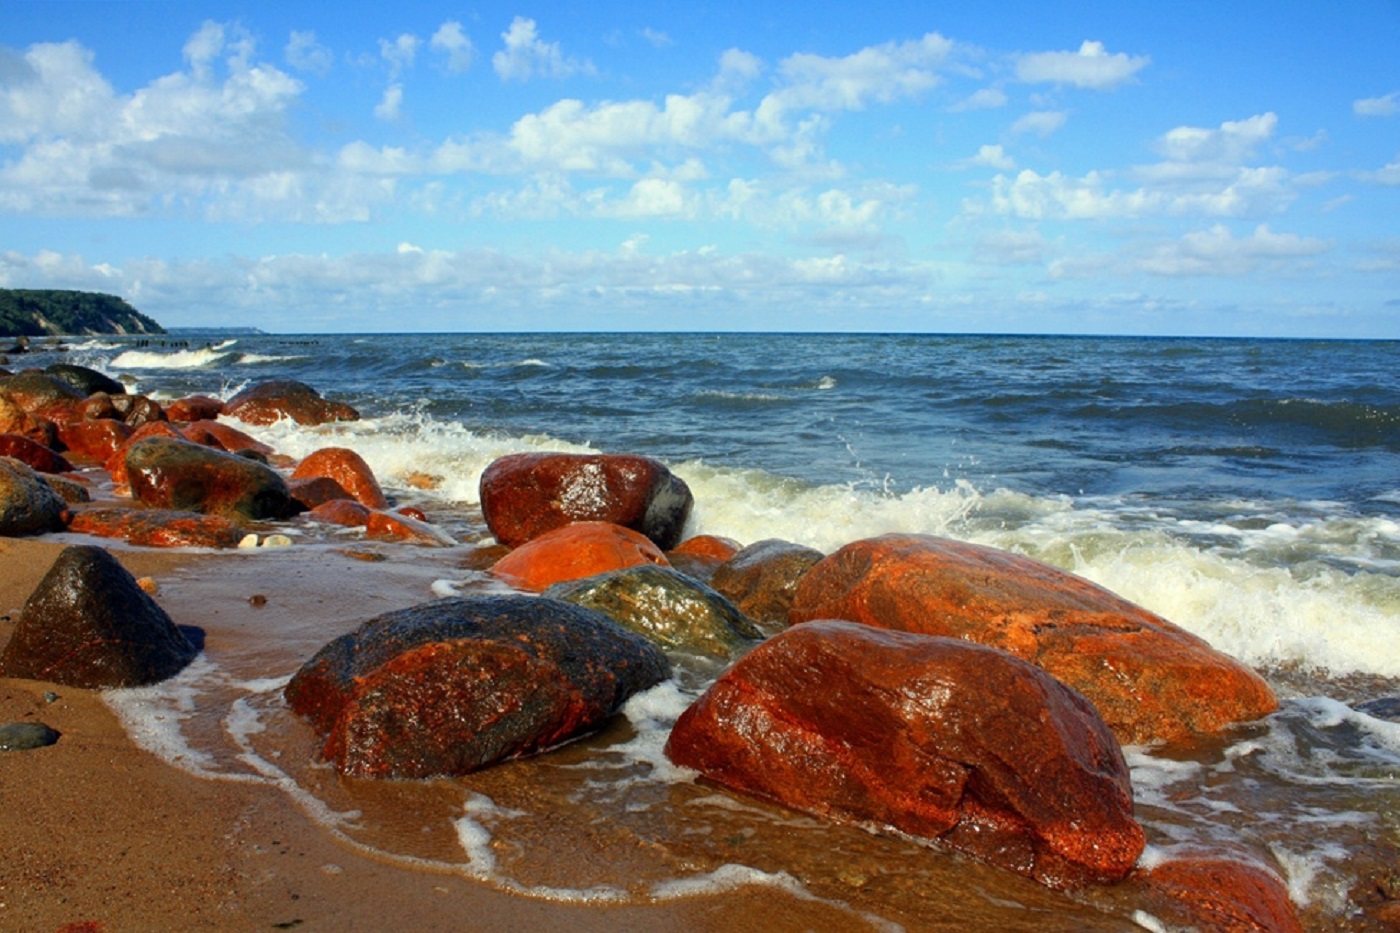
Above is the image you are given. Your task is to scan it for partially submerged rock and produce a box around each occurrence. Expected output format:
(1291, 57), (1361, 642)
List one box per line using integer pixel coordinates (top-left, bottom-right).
(665, 620), (1145, 889)
(789, 534), (1278, 745)
(68, 506), (243, 549)
(480, 451), (693, 550)
(223, 379), (359, 426)
(285, 594), (670, 779)
(1137, 854), (1304, 933)
(0, 544), (196, 687)
(124, 435), (298, 521)
(291, 447), (388, 510)
(546, 564), (762, 659)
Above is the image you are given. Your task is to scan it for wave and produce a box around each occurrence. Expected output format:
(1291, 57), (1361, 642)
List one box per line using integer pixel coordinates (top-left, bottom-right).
(111, 347), (234, 370)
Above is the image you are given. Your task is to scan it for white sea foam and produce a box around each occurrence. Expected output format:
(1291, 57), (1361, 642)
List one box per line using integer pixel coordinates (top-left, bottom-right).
(111, 347), (233, 369)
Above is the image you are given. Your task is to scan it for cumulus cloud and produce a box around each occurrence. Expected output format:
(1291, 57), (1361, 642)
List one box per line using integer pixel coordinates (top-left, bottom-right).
(285, 30), (332, 75)
(1154, 113), (1276, 164)
(430, 21), (474, 73)
(375, 84), (404, 121)
(961, 144), (1015, 171)
(380, 33), (419, 78)
(763, 33), (953, 116)
(950, 87), (1008, 111)
(1015, 40), (1148, 90)
(1137, 223), (1328, 276)
(1011, 110), (1068, 137)
(1354, 92), (1398, 117)
(987, 164), (1294, 221)
(493, 17), (592, 81)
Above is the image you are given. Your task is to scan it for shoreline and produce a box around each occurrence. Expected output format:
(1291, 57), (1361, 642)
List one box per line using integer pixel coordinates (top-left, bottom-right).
(1, 537), (877, 932)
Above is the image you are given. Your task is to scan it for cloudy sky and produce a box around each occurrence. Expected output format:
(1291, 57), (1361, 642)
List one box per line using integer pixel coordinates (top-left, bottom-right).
(2, 1), (1398, 335)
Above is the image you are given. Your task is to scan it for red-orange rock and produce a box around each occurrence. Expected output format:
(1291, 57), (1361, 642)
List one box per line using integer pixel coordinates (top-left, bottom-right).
(75, 393), (120, 421)
(479, 452), (693, 550)
(666, 534), (743, 582)
(306, 498), (372, 527)
(491, 521), (669, 592)
(0, 456), (68, 536)
(0, 433), (72, 474)
(665, 620), (1145, 889)
(57, 418), (134, 464)
(288, 475), (354, 511)
(291, 447), (388, 509)
(1140, 856), (1303, 933)
(0, 371), (85, 414)
(106, 422), (186, 488)
(365, 509), (455, 546)
(222, 379), (359, 426)
(178, 419), (274, 456)
(789, 534), (1278, 745)
(124, 436), (298, 521)
(163, 394), (224, 423)
(68, 507), (243, 549)
(0, 393), (59, 448)
(711, 538), (824, 629)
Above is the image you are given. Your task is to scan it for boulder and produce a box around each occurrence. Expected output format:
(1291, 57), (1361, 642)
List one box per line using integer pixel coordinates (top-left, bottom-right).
(106, 421), (185, 488)
(1139, 855), (1303, 933)
(305, 498), (372, 527)
(44, 363), (125, 397)
(365, 509), (456, 547)
(490, 521), (669, 592)
(178, 419), (274, 456)
(40, 473), (91, 505)
(789, 534), (1278, 745)
(546, 564), (762, 659)
(222, 379), (359, 426)
(163, 394), (224, 423)
(711, 538), (824, 630)
(109, 393), (167, 427)
(0, 394), (59, 448)
(57, 417), (134, 464)
(666, 534), (743, 583)
(0, 456), (68, 536)
(291, 447), (388, 509)
(124, 436), (298, 521)
(0, 371), (85, 416)
(665, 620), (1145, 889)
(288, 475), (355, 511)
(68, 507), (243, 549)
(0, 544), (196, 687)
(284, 594), (670, 779)
(0, 434), (72, 474)
(479, 452), (693, 550)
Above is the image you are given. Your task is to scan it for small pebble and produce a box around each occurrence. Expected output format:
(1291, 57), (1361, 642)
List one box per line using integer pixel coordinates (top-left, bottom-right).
(0, 721), (60, 751)
(263, 533), (294, 548)
(43, 691), (59, 703)
(238, 533), (261, 549)
(249, 593), (268, 608)
(136, 576), (160, 595)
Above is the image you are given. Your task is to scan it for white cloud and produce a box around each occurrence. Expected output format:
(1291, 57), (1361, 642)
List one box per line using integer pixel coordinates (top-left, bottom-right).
(641, 28), (674, 49)
(380, 33), (419, 78)
(962, 144), (1015, 171)
(285, 30), (332, 75)
(972, 229), (1047, 265)
(430, 22), (474, 73)
(1137, 223), (1328, 276)
(1353, 92), (1399, 117)
(987, 164), (1294, 221)
(1011, 110), (1068, 137)
(763, 33), (953, 115)
(1015, 40), (1148, 90)
(493, 17), (592, 81)
(375, 84), (404, 121)
(1155, 113), (1276, 164)
(1358, 156), (1400, 186)
(950, 87), (1008, 111)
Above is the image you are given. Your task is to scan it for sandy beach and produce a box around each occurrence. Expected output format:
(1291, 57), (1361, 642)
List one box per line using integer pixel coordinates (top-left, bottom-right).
(0, 537), (867, 933)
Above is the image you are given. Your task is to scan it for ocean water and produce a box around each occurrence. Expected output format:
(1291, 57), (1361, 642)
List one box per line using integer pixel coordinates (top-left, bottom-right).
(50, 332), (1400, 929)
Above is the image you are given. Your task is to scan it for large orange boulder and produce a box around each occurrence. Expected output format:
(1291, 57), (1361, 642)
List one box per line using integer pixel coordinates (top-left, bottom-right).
(0, 394), (59, 448)
(1138, 855), (1303, 933)
(0, 434), (72, 474)
(163, 394), (224, 423)
(0, 371), (84, 416)
(284, 594), (670, 778)
(479, 452), (693, 550)
(68, 507), (243, 549)
(665, 620), (1145, 889)
(291, 447), (388, 509)
(57, 417), (133, 464)
(223, 379), (359, 426)
(178, 419), (273, 456)
(711, 538), (824, 629)
(665, 534), (742, 582)
(789, 534), (1277, 745)
(106, 421), (185, 487)
(124, 436), (298, 521)
(490, 521), (669, 592)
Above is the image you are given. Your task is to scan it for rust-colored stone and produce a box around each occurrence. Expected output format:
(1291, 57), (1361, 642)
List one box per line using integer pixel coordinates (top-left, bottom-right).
(163, 394), (224, 423)
(1140, 855), (1303, 933)
(490, 521), (670, 592)
(68, 507), (243, 549)
(0, 371), (85, 413)
(665, 620), (1145, 889)
(306, 498), (372, 527)
(711, 538), (824, 630)
(106, 421), (185, 488)
(0, 456), (68, 536)
(58, 417), (133, 464)
(0, 433), (72, 474)
(365, 509), (455, 547)
(291, 447), (388, 509)
(178, 419), (273, 456)
(124, 436), (298, 521)
(284, 594), (670, 778)
(666, 534), (743, 583)
(0, 393), (59, 449)
(789, 534), (1278, 745)
(109, 393), (166, 427)
(222, 379), (359, 426)
(288, 475), (354, 511)
(479, 452), (693, 550)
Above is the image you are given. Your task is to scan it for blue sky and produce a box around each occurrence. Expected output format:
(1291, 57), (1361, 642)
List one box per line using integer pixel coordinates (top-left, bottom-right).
(2, 1), (1398, 335)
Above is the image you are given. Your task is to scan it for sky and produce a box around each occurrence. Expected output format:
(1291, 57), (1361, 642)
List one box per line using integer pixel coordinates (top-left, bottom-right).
(2, 1), (1398, 336)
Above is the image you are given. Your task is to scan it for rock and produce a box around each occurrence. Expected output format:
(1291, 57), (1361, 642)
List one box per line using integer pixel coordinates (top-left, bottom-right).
(291, 447), (388, 509)
(288, 475), (355, 511)
(1139, 855), (1303, 933)
(68, 507), (243, 549)
(223, 379), (360, 426)
(789, 534), (1278, 745)
(124, 436), (299, 521)
(711, 539), (824, 630)
(0, 393), (60, 448)
(40, 473), (91, 505)
(365, 509), (456, 547)
(546, 564), (762, 659)
(479, 452), (693, 550)
(0, 544), (196, 687)
(666, 534), (743, 583)
(665, 620), (1145, 889)
(0, 456), (68, 536)
(44, 363), (125, 397)
(305, 498), (372, 527)
(284, 594), (670, 779)
(57, 417), (133, 463)
(75, 392), (120, 421)
(0, 722), (61, 751)
(163, 394), (224, 423)
(106, 421), (185, 488)
(109, 393), (167, 427)
(0, 433), (72, 473)
(178, 419), (274, 456)
(490, 521), (670, 592)
(0, 371), (85, 415)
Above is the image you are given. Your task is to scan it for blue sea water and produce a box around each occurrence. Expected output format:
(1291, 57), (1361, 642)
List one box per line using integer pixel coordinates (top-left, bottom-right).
(59, 331), (1400, 929)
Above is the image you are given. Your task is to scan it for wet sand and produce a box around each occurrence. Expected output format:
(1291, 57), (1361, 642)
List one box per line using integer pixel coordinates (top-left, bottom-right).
(0, 537), (865, 932)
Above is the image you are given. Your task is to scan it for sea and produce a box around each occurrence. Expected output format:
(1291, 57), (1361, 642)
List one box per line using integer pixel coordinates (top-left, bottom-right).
(38, 332), (1400, 930)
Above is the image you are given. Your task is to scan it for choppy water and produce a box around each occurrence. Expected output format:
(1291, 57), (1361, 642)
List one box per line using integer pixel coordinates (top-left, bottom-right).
(42, 331), (1400, 929)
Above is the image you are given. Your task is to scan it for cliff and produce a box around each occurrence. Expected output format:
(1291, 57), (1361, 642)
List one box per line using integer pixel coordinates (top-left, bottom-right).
(0, 289), (165, 338)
